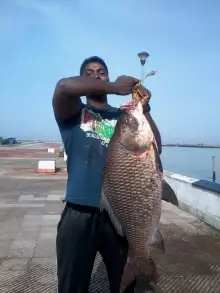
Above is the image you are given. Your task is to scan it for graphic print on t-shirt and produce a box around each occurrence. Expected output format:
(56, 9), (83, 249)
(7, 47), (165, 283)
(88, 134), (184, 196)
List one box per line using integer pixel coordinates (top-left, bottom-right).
(80, 108), (117, 147)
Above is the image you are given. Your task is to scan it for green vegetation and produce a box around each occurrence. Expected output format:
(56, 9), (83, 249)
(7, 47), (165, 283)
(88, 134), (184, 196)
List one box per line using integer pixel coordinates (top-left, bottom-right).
(0, 137), (7, 145)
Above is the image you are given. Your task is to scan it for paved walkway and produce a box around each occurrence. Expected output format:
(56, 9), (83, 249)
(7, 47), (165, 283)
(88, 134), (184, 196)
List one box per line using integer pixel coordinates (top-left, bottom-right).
(0, 178), (220, 293)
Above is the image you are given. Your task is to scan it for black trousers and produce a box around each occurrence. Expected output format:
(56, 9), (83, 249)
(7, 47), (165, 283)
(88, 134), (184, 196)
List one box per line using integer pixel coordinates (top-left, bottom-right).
(56, 202), (135, 293)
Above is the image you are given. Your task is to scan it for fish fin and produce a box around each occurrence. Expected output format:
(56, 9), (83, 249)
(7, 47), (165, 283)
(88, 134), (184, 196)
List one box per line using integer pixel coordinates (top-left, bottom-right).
(134, 279), (162, 293)
(162, 179), (179, 206)
(150, 229), (165, 253)
(120, 257), (159, 293)
(100, 189), (124, 237)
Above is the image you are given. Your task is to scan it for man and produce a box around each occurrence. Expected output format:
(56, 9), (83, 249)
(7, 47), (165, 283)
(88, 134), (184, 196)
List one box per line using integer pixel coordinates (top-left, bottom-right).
(52, 56), (162, 293)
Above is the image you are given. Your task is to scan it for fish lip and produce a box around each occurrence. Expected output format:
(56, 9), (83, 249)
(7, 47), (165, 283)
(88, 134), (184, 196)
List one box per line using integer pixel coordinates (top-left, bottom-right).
(120, 100), (137, 112)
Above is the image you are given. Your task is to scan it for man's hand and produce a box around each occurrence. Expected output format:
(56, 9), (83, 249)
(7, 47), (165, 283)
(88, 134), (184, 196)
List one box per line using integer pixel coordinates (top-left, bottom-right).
(113, 75), (139, 96)
(133, 84), (151, 106)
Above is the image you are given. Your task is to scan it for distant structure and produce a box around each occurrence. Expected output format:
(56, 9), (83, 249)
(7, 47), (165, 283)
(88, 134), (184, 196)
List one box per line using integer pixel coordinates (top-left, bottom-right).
(7, 137), (17, 145)
(0, 137), (17, 145)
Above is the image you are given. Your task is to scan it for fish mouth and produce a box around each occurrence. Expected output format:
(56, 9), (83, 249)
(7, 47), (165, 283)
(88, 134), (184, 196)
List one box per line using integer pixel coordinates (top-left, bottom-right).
(120, 100), (137, 112)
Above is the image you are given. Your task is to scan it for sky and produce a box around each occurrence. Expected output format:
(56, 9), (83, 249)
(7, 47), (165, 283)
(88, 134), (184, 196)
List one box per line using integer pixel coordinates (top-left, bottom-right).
(0, 0), (220, 144)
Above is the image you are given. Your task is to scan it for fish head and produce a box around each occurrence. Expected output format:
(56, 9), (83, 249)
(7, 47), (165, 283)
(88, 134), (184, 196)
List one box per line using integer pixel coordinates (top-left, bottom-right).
(117, 100), (153, 153)
(120, 100), (144, 131)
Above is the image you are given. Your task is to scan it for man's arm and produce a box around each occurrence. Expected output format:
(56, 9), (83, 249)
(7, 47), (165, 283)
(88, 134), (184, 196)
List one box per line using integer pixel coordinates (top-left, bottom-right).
(145, 112), (162, 155)
(52, 77), (118, 119)
(52, 75), (139, 120)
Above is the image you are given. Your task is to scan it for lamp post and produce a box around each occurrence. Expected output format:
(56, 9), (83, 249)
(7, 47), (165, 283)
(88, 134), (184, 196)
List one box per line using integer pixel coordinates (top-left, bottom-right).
(137, 51), (149, 84)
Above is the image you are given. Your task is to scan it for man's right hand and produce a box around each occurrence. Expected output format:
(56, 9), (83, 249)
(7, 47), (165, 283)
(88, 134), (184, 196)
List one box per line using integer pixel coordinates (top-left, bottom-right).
(113, 75), (140, 96)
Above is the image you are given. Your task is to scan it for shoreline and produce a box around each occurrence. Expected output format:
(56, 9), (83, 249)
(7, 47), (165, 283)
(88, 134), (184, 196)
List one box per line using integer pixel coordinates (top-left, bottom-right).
(163, 144), (220, 149)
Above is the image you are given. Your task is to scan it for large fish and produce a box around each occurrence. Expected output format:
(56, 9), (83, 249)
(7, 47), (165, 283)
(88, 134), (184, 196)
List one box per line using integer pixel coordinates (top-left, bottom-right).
(101, 100), (165, 292)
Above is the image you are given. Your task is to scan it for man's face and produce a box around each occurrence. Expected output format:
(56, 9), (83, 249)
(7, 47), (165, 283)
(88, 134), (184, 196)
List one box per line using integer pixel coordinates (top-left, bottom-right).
(82, 62), (109, 82)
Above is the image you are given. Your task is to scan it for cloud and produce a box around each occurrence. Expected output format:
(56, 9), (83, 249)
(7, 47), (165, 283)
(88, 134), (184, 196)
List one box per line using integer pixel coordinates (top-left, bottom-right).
(12, 0), (82, 41)
(15, 0), (62, 18)
(0, 1), (48, 41)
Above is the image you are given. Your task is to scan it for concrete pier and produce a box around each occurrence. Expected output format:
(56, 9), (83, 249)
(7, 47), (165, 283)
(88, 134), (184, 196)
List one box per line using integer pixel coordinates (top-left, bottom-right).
(164, 170), (220, 230)
(0, 144), (220, 292)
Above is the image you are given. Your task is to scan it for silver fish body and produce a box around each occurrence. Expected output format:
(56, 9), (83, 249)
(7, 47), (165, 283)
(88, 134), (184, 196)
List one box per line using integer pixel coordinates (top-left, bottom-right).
(101, 101), (164, 292)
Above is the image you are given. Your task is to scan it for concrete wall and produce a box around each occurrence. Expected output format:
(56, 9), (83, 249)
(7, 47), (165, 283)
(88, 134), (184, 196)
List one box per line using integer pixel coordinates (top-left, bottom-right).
(164, 170), (220, 230)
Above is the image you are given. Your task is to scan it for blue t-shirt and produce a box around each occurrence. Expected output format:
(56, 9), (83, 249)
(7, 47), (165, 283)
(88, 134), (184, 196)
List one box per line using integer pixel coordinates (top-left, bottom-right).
(55, 104), (121, 208)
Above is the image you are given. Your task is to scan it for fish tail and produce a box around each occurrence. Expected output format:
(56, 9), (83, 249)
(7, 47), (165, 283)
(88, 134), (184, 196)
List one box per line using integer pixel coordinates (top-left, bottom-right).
(120, 257), (159, 293)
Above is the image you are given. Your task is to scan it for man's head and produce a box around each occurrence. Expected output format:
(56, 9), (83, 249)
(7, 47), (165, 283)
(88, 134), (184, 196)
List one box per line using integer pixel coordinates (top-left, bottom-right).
(80, 56), (109, 81)
(80, 56), (109, 104)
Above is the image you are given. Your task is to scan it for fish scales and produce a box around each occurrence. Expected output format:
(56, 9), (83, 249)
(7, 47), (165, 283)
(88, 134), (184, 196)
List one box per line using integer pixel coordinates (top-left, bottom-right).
(103, 138), (162, 258)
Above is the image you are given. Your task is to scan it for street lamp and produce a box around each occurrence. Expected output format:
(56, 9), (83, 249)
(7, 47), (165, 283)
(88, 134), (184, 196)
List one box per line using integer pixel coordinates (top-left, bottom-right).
(137, 51), (149, 83)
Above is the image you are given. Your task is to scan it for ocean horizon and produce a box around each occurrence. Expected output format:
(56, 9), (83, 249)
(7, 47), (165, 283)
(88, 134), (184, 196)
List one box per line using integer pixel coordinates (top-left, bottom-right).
(161, 146), (220, 184)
